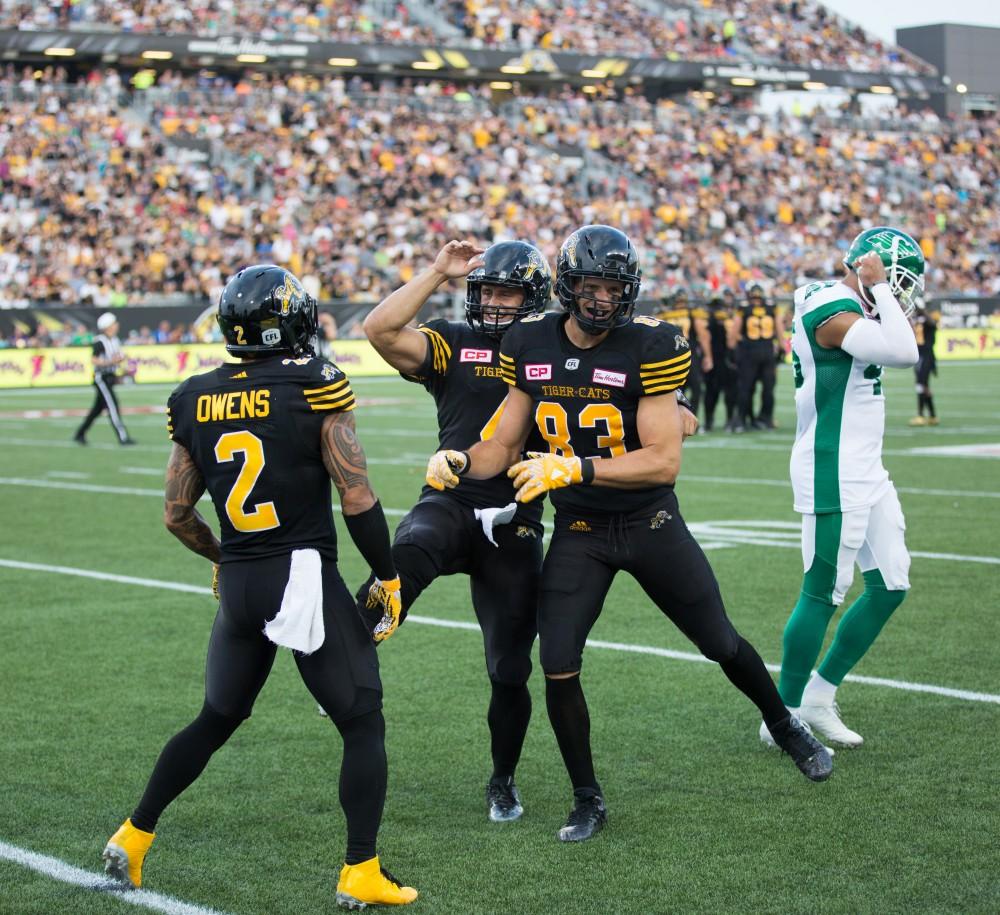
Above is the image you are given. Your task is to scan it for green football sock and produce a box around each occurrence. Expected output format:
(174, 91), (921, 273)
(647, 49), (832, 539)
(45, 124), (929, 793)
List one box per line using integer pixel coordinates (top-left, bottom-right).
(777, 590), (838, 708)
(817, 569), (907, 686)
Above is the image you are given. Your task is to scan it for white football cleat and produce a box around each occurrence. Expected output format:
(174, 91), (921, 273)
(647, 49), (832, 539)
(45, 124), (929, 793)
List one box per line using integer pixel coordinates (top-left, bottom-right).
(798, 702), (863, 747)
(759, 717), (835, 756)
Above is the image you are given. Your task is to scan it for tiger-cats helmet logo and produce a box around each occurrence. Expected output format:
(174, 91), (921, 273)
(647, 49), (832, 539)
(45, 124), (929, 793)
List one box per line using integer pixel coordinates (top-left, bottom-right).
(274, 275), (304, 315)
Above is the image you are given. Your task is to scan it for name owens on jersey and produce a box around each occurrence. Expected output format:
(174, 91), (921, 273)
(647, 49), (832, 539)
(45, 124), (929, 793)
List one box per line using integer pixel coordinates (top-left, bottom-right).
(166, 355), (356, 562)
(500, 312), (691, 516)
(404, 318), (544, 525)
(790, 281), (891, 514)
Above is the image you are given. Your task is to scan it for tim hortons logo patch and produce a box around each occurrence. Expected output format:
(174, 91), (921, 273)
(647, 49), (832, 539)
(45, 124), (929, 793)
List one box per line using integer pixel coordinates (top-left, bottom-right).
(592, 368), (626, 388)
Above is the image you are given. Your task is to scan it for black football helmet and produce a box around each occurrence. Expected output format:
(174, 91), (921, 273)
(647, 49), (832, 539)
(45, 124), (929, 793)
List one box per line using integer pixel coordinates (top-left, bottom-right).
(746, 283), (766, 305)
(465, 241), (551, 338)
(556, 225), (641, 335)
(217, 265), (318, 357)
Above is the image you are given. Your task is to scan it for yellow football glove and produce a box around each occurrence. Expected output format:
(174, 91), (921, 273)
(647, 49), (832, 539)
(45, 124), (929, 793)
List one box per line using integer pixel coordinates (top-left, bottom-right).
(508, 451), (590, 503)
(365, 576), (403, 643)
(211, 563), (220, 601)
(425, 450), (468, 491)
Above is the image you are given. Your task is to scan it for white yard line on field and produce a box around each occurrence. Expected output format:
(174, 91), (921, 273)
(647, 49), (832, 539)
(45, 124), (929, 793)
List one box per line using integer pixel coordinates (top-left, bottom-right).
(1, 557), (998, 706)
(1, 477), (997, 563)
(0, 839), (229, 915)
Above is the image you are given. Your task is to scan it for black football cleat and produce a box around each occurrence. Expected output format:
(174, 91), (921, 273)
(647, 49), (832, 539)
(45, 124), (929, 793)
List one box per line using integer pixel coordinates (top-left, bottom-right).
(768, 716), (833, 782)
(486, 776), (523, 823)
(73, 432), (87, 445)
(558, 791), (607, 842)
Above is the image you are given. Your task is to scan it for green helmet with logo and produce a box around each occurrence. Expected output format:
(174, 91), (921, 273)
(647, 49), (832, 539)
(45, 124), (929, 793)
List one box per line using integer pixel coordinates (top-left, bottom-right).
(843, 226), (925, 317)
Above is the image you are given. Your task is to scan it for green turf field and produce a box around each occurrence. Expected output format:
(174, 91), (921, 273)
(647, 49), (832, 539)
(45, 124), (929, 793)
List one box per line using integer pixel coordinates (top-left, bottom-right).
(1, 364), (998, 915)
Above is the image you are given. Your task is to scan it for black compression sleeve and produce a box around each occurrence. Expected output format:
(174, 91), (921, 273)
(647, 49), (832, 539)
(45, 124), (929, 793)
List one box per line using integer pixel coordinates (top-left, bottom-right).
(343, 501), (396, 582)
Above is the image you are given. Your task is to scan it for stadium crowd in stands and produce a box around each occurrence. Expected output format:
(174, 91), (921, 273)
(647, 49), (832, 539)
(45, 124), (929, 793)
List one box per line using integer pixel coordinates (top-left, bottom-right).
(3, 0), (933, 75)
(0, 66), (996, 312)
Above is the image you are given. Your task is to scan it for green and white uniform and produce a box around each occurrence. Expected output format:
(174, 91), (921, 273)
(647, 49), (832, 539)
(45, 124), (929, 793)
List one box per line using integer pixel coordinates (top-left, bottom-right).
(789, 280), (909, 604)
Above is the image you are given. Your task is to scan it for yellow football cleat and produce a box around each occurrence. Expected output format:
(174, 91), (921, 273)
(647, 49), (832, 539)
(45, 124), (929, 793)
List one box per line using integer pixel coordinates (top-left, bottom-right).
(336, 856), (418, 909)
(908, 416), (927, 426)
(102, 819), (155, 888)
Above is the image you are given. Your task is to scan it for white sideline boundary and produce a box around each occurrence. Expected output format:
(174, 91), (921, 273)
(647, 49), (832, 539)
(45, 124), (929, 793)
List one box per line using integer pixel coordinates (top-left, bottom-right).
(2, 558), (998, 707)
(0, 839), (228, 915)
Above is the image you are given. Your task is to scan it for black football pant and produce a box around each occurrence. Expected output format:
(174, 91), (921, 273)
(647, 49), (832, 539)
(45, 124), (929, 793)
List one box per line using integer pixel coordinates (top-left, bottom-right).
(538, 492), (788, 793)
(363, 495), (542, 779)
(915, 351), (936, 417)
(703, 354), (736, 429)
(736, 344), (776, 426)
(76, 374), (130, 442)
(131, 554), (385, 864)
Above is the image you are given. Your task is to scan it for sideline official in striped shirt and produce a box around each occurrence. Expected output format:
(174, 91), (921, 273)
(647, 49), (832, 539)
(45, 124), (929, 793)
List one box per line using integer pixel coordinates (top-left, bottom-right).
(74, 312), (136, 446)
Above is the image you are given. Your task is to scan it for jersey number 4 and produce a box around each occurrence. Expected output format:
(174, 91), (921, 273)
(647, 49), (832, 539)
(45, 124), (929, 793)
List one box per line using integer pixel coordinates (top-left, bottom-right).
(536, 402), (626, 458)
(214, 430), (281, 533)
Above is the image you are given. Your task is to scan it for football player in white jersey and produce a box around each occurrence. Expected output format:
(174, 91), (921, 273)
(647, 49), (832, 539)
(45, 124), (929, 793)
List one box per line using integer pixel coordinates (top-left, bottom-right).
(760, 227), (923, 748)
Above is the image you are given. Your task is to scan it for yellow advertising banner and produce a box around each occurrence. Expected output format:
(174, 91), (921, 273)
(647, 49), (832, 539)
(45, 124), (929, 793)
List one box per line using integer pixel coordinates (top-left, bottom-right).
(933, 327), (1000, 360)
(0, 341), (396, 388)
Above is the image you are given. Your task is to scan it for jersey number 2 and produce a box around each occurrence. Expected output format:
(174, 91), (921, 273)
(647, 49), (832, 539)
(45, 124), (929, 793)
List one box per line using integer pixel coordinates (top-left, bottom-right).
(214, 431), (281, 533)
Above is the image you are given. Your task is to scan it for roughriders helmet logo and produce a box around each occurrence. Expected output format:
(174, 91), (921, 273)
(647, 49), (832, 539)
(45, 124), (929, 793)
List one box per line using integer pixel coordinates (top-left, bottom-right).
(274, 275), (303, 315)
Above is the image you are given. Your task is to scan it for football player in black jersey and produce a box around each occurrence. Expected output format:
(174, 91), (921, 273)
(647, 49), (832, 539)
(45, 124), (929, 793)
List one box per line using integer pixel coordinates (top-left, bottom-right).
(425, 226), (832, 842)
(729, 284), (785, 432)
(703, 295), (737, 432)
(363, 239), (550, 823)
(102, 266), (417, 909)
(656, 288), (713, 423)
(909, 305), (939, 426)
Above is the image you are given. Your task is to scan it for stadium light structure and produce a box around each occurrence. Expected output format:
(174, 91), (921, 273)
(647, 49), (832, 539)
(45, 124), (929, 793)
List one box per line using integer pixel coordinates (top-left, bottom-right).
(412, 61), (441, 70)
(869, 85), (894, 94)
(489, 81), (513, 90)
(44, 47), (76, 57)
(236, 53), (268, 63)
(141, 50), (173, 60)
(500, 64), (528, 74)
(731, 77), (756, 86)
(956, 83), (968, 94)
(327, 57), (357, 67)
(803, 81), (827, 91)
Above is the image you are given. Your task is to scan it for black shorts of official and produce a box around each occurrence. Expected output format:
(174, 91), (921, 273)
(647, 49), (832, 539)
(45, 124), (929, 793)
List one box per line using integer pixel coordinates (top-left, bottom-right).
(915, 351), (936, 387)
(391, 494), (542, 686)
(211, 554), (381, 723)
(538, 490), (739, 675)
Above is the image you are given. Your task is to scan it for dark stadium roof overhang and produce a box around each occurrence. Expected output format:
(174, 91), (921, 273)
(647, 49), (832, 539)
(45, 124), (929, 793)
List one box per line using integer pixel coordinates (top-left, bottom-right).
(0, 29), (946, 97)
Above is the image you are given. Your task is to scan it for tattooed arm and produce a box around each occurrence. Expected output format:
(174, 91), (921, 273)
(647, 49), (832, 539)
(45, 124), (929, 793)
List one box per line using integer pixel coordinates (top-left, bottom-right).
(322, 410), (396, 583)
(164, 442), (222, 562)
(321, 410), (378, 516)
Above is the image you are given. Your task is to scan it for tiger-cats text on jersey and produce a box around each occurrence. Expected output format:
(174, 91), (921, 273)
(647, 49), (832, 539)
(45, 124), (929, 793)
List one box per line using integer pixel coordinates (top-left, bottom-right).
(500, 312), (691, 516)
(166, 354), (356, 562)
(405, 318), (544, 526)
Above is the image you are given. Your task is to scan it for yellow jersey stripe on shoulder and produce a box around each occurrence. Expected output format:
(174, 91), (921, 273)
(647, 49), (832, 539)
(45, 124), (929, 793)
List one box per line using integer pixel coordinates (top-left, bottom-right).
(304, 379), (350, 396)
(640, 364), (690, 381)
(640, 351), (691, 372)
(499, 352), (514, 363)
(309, 395), (356, 412)
(643, 378), (684, 394)
(306, 389), (355, 404)
(418, 327), (452, 372)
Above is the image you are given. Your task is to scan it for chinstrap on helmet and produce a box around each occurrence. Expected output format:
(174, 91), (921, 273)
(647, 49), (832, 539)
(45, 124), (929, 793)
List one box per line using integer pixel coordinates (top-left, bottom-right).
(465, 241), (551, 338)
(556, 225), (641, 335)
(217, 265), (318, 357)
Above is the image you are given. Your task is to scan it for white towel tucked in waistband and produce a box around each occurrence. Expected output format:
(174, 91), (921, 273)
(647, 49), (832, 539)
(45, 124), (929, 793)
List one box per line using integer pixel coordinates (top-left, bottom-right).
(263, 548), (325, 654)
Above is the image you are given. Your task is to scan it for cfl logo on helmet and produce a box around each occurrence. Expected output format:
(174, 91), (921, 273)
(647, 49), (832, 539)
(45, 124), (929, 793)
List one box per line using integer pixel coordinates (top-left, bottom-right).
(262, 328), (282, 345)
(525, 363), (552, 380)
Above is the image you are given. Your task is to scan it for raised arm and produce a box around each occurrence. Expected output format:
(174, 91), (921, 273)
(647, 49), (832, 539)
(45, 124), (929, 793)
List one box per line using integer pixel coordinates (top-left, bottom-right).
(363, 240), (484, 376)
(164, 442), (221, 562)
